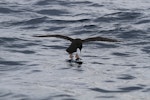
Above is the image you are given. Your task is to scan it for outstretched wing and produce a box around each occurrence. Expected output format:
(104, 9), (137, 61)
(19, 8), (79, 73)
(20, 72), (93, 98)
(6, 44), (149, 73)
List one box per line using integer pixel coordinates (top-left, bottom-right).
(33, 34), (74, 42)
(82, 36), (119, 42)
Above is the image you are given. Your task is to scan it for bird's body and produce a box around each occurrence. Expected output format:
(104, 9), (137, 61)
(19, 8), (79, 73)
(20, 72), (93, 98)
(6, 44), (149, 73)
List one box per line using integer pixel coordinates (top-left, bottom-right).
(66, 39), (82, 54)
(34, 34), (119, 60)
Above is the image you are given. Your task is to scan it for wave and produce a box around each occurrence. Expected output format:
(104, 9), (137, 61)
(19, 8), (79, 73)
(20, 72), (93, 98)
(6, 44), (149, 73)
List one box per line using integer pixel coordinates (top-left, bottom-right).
(0, 7), (20, 14)
(90, 86), (144, 93)
(37, 9), (69, 16)
(50, 18), (91, 24)
(9, 17), (49, 26)
(94, 11), (142, 23)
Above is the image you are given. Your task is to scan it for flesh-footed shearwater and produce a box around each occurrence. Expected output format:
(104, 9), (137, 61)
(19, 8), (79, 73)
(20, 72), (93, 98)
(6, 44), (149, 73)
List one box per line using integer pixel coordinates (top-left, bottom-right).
(34, 34), (119, 60)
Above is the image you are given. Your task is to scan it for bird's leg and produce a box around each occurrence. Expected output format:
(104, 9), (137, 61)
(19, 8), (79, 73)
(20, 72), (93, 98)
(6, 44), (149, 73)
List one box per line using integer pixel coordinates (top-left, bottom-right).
(75, 53), (80, 60)
(69, 53), (73, 60)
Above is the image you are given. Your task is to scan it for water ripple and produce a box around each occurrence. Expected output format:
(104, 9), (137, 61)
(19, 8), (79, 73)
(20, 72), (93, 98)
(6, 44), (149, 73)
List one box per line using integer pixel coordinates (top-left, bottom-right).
(0, 60), (25, 71)
(0, 7), (20, 13)
(10, 50), (35, 54)
(50, 18), (91, 24)
(117, 74), (136, 80)
(0, 92), (12, 97)
(37, 9), (69, 16)
(135, 19), (150, 24)
(9, 17), (49, 26)
(43, 26), (65, 31)
(90, 86), (144, 93)
(112, 52), (131, 57)
(94, 11), (142, 23)
(142, 46), (150, 54)
(0, 37), (38, 48)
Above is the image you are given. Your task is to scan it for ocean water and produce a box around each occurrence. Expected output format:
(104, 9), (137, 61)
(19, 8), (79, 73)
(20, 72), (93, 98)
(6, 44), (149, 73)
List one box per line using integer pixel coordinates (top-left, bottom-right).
(0, 0), (150, 100)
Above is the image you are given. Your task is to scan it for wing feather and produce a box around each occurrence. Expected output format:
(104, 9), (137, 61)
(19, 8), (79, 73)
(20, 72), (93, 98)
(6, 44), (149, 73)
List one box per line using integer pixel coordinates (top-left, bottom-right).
(82, 36), (119, 42)
(33, 34), (73, 42)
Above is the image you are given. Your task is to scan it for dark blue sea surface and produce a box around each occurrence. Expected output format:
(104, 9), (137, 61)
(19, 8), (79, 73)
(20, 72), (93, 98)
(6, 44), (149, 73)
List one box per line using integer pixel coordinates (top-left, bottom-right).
(0, 0), (150, 100)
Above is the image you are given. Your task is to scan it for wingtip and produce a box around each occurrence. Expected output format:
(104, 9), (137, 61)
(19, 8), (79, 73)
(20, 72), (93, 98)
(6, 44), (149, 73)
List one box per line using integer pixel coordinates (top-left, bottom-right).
(112, 40), (121, 42)
(32, 35), (47, 37)
(116, 40), (122, 42)
(32, 35), (39, 37)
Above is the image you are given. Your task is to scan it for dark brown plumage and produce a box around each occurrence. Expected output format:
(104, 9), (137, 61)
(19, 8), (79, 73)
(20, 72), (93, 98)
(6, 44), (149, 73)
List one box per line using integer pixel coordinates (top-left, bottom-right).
(34, 34), (119, 59)
(34, 35), (119, 61)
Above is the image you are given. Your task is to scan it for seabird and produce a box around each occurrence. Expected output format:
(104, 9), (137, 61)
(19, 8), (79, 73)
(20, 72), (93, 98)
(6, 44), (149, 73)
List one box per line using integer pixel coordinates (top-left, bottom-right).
(34, 34), (119, 60)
